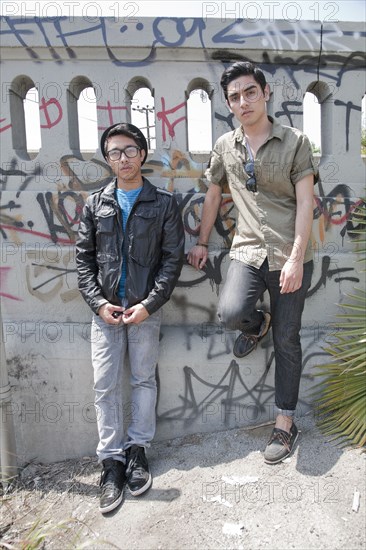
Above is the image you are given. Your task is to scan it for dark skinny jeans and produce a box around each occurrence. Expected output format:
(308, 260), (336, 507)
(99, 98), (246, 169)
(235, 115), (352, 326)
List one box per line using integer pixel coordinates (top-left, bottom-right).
(218, 258), (313, 414)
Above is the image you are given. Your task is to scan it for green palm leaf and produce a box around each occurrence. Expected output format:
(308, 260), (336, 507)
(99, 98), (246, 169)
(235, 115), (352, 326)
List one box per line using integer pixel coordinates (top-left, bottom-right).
(311, 199), (366, 447)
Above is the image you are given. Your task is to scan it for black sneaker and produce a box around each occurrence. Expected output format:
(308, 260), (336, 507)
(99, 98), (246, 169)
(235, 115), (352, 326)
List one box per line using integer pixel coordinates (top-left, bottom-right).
(264, 422), (299, 464)
(125, 445), (152, 496)
(99, 458), (126, 513)
(233, 312), (271, 358)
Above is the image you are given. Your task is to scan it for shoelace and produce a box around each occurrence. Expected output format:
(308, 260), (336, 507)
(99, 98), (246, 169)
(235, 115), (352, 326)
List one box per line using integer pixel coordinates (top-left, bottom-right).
(100, 462), (120, 486)
(269, 429), (292, 452)
(127, 448), (146, 475)
(241, 314), (270, 347)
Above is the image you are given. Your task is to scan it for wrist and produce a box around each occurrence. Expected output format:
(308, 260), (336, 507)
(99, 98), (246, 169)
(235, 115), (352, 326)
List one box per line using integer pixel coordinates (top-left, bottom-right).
(197, 242), (209, 248)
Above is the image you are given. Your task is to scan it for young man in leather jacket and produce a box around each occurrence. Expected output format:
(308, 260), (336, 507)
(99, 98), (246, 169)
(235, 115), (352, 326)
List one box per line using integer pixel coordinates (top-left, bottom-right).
(76, 123), (185, 513)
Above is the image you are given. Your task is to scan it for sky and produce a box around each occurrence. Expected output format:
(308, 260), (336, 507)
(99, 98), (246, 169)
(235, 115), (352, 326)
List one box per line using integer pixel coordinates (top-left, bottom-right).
(1, 1), (365, 21)
(3, 1), (365, 152)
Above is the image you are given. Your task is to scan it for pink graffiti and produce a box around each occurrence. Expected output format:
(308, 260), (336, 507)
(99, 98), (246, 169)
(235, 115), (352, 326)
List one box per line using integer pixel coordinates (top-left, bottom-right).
(314, 196), (363, 225)
(0, 224), (73, 245)
(157, 97), (186, 141)
(40, 97), (63, 129)
(97, 101), (128, 129)
(0, 117), (12, 133)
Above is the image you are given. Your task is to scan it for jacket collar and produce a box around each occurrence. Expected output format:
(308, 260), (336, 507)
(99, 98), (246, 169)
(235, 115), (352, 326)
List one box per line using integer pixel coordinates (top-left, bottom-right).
(101, 176), (156, 203)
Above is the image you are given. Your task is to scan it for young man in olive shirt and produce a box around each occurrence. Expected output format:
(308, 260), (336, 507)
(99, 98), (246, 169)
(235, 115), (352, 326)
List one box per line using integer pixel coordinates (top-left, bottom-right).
(188, 62), (317, 464)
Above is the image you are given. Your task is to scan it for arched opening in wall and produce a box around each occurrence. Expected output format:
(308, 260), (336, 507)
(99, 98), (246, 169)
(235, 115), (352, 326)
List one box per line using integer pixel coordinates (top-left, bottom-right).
(9, 76), (41, 160)
(303, 91), (321, 155)
(186, 79), (213, 161)
(67, 77), (98, 160)
(187, 89), (212, 152)
(304, 81), (333, 157)
(78, 86), (98, 159)
(24, 87), (42, 158)
(130, 86), (156, 151)
(361, 94), (366, 157)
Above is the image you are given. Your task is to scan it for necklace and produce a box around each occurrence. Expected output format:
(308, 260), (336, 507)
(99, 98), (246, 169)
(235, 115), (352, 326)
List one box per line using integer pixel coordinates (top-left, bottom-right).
(244, 137), (254, 163)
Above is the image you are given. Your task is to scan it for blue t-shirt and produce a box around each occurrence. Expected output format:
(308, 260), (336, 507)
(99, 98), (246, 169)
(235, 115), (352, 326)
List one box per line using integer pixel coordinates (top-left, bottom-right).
(115, 186), (142, 299)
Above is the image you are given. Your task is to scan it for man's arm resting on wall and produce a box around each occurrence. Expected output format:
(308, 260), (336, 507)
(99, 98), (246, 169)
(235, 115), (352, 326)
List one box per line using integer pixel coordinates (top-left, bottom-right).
(187, 183), (222, 270)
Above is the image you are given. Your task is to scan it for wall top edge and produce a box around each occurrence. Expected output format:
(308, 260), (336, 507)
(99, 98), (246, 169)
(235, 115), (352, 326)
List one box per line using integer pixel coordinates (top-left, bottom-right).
(0, 16), (364, 51)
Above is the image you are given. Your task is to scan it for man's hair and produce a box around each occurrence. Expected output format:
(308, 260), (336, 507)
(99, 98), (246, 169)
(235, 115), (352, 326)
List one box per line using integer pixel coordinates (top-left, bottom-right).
(100, 122), (148, 164)
(220, 62), (267, 101)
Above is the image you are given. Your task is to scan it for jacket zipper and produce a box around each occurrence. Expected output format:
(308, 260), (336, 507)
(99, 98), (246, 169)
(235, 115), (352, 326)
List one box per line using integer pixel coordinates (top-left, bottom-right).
(107, 198), (124, 299)
(122, 195), (144, 302)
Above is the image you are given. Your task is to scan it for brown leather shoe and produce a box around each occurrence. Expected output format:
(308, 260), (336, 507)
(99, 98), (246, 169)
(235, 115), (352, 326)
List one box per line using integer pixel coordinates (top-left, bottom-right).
(233, 312), (271, 358)
(264, 422), (299, 464)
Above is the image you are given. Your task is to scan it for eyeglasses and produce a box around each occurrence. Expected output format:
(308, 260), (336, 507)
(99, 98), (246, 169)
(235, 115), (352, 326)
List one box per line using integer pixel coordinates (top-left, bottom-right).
(106, 146), (141, 161)
(244, 160), (257, 193)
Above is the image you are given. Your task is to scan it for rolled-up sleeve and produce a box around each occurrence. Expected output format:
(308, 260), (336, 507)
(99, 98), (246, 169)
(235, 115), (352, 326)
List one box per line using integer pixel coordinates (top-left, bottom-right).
(205, 143), (227, 188)
(291, 134), (318, 185)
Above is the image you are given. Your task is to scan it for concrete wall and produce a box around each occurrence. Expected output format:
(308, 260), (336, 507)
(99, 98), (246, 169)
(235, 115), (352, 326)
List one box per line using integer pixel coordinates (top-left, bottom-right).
(0, 16), (365, 464)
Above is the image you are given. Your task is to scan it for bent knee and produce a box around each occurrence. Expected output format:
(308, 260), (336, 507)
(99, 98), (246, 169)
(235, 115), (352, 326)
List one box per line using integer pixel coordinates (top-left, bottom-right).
(218, 304), (244, 330)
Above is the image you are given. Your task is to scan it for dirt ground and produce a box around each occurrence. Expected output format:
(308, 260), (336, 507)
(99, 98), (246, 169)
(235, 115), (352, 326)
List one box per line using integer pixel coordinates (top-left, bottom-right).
(1, 414), (365, 550)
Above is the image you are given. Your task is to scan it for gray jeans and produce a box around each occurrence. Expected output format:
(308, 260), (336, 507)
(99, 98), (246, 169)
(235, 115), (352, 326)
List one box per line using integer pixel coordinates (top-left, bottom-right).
(218, 258), (313, 414)
(91, 309), (161, 463)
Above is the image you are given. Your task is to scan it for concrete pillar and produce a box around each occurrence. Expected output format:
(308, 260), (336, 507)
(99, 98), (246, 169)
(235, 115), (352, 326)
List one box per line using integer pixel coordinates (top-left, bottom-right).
(0, 318), (18, 489)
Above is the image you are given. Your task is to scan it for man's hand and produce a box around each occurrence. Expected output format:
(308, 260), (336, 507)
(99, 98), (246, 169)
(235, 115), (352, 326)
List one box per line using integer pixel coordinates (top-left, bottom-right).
(98, 303), (125, 324)
(187, 184), (222, 271)
(187, 244), (208, 270)
(279, 260), (304, 294)
(121, 304), (149, 324)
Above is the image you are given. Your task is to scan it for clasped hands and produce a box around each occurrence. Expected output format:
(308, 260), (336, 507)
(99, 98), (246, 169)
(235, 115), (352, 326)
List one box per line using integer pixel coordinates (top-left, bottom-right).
(98, 303), (149, 325)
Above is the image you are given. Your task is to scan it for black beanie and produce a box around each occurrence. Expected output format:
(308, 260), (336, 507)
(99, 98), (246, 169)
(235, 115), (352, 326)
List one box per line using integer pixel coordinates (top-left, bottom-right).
(100, 123), (148, 165)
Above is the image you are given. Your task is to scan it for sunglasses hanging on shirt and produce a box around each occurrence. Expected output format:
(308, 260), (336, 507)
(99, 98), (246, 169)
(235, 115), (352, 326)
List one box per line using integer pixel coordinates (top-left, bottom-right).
(243, 139), (257, 193)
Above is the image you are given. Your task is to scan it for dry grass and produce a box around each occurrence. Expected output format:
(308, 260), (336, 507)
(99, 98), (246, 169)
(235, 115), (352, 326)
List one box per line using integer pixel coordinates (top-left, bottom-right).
(0, 458), (114, 549)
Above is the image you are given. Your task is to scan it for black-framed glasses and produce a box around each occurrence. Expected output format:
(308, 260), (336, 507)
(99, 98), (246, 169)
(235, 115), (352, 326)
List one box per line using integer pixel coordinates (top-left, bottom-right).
(244, 160), (257, 193)
(106, 146), (141, 161)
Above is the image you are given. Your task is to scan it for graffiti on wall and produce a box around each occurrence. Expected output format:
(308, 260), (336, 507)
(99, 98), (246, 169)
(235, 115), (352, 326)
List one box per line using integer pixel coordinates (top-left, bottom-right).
(1, 16), (365, 65)
(1, 15), (365, 455)
(1, 166), (363, 304)
(156, 320), (332, 428)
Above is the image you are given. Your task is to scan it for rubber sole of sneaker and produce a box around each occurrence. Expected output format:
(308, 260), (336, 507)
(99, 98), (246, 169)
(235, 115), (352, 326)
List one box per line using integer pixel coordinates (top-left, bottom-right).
(99, 489), (124, 514)
(264, 431), (299, 465)
(128, 473), (152, 497)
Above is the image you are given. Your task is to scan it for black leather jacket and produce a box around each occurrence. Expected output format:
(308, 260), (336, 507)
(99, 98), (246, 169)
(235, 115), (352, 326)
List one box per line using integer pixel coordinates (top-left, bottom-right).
(76, 177), (185, 315)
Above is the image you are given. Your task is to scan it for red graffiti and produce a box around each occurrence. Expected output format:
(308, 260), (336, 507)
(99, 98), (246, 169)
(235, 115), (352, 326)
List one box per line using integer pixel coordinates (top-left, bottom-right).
(0, 267), (22, 301)
(0, 224), (73, 245)
(40, 97), (63, 129)
(97, 101), (128, 129)
(157, 97), (186, 141)
(0, 117), (12, 133)
(314, 196), (363, 226)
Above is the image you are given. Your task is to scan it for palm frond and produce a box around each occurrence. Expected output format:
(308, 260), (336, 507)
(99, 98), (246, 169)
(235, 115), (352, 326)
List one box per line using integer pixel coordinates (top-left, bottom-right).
(311, 197), (366, 447)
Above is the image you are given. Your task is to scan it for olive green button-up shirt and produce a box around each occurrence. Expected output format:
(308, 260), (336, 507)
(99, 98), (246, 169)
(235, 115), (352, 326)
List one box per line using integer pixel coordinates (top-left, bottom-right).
(205, 116), (318, 270)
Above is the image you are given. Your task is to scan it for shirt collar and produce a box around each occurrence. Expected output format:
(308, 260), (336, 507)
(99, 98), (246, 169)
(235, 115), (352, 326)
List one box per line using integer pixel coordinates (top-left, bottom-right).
(233, 116), (284, 144)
